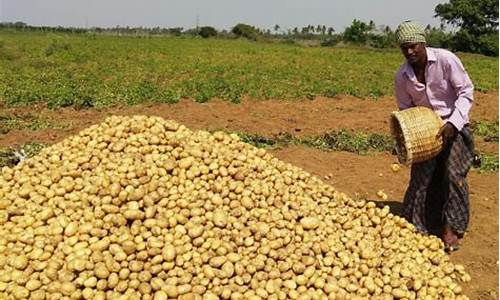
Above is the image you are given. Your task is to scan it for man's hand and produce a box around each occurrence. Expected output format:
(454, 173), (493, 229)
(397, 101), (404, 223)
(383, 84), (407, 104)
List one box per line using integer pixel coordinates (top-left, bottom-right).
(437, 122), (457, 145)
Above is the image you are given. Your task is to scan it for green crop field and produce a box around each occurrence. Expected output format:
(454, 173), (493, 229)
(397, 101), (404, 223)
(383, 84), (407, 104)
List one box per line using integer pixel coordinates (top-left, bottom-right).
(0, 30), (498, 108)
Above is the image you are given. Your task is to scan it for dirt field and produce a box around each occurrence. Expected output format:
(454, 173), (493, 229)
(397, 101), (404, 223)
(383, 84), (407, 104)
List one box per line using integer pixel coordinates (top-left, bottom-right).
(0, 92), (498, 299)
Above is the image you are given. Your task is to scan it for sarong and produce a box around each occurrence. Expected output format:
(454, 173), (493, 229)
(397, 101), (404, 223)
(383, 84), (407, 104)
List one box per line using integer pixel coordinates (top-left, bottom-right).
(402, 126), (475, 234)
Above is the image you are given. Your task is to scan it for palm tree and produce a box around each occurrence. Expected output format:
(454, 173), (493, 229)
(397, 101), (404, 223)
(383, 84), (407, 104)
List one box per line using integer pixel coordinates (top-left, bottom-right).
(274, 24), (280, 35)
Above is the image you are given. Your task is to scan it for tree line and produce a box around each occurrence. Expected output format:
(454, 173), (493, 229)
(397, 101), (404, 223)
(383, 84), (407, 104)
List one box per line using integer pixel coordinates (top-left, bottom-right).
(0, 0), (497, 56)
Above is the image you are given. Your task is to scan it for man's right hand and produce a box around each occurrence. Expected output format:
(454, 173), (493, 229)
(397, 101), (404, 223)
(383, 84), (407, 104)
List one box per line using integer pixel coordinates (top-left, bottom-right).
(437, 122), (457, 145)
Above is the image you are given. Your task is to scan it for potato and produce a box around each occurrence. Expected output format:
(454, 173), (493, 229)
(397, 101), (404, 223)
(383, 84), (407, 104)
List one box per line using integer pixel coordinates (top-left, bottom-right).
(300, 217), (320, 230)
(0, 116), (469, 299)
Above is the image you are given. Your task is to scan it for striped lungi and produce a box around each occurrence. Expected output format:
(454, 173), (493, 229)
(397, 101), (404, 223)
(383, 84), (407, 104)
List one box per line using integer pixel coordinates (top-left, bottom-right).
(402, 125), (475, 234)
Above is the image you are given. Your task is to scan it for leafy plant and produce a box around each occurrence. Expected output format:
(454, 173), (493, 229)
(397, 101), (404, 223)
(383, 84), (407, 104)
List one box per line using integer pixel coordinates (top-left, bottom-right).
(0, 114), (69, 134)
(470, 120), (498, 141)
(45, 36), (71, 56)
(199, 26), (218, 38)
(476, 153), (499, 172)
(231, 24), (260, 40)
(236, 133), (278, 148)
(435, 0), (499, 56)
(303, 130), (394, 154)
(0, 31), (496, 108)
(0, 142), (46, 167)
(235, 130), (394, 155)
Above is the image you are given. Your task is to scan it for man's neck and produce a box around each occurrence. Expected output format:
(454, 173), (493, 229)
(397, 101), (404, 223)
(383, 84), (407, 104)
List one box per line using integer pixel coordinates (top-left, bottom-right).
(411, 51), (428, 70)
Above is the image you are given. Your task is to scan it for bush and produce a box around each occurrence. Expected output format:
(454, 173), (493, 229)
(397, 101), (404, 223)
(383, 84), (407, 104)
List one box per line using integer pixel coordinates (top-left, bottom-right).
(231, 24), (259, 40)
(451, 30), (498, 57)
(320, 35), (342, 47)
(425, 28), (452, 49)
(477, 33), (499, 56)
(367, 34), (396, 49)
(198, 26), (218, 38)
(343, 19), (371, 44)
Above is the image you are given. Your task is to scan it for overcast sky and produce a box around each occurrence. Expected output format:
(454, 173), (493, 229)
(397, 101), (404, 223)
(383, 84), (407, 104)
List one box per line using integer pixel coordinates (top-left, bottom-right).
(1, 0), (445, 31)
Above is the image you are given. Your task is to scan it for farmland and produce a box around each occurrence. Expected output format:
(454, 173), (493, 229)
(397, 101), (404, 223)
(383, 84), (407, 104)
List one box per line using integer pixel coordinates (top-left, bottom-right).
(0, 30), (498, 299)
(0, 31), (498, 108)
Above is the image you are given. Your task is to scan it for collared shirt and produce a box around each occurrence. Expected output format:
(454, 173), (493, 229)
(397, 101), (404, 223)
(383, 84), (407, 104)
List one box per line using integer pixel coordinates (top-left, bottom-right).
(395, 47), (474, 131)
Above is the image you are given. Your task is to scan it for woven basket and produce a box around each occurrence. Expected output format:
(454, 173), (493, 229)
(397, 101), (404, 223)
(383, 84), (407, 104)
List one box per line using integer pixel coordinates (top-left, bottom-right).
(390, 106), (444, 165)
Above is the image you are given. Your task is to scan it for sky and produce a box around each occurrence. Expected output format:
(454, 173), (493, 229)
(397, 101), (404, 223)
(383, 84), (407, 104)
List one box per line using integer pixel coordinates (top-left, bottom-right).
(1, 0), (446, 32)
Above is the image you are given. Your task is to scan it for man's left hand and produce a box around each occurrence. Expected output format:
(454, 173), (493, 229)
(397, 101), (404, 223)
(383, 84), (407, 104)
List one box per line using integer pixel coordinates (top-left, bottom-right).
(437, 122), (457, 145)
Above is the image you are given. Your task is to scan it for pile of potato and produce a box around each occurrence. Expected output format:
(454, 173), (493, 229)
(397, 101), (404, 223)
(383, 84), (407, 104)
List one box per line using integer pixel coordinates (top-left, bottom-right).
(0, 115), (470, 300)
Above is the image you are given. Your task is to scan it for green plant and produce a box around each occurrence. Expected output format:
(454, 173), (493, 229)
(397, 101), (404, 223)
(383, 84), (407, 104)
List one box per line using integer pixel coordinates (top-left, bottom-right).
(233, 130), (395, 155)
(476, 153), (499, 172)
(303, 130), (394, 154)
(0, 31), (496, 108)
(0, 114), (68, 134)
(0, 142), (46, 167)
(435, 0), (499, 56)
(343, 19), (372, 44)
(470, 120), (498, 141)
(45, 36), (71, 56)
(231, 24), (260, 40)
(199, 26), (218, 38)
(236, 133), (278, 148)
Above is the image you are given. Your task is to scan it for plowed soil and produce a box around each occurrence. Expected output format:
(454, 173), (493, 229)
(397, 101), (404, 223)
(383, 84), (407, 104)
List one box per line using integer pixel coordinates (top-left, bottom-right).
(1, 91), (498, 299)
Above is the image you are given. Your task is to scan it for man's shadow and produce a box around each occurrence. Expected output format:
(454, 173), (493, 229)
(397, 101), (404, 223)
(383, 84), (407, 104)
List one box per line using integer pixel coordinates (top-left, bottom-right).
(369, 199), (404, 216)
(369, 198), (443, 237)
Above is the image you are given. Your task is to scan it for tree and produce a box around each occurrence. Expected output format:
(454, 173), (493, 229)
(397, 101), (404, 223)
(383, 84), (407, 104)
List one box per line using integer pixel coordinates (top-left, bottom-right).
(368, 20), (376, 30)
(343, 19), (371, 43)
(435, 0), (498, 35)
(198, 26), (217, 38)
(425, 26), (452, 49)
(435, 0), (498, 55)
(168, 27), (183, 36)
(231, 23), (259, 40)
(273, 24), (280, 34)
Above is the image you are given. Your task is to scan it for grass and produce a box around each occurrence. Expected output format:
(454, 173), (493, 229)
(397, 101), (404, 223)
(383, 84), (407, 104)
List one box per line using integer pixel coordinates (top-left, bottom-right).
(471, 120), (498, 142)
(0, 113), (69, 134)
(236, 132), (294, 149)
(477, 153), (499, 173)
(302, 130), (394, 154)
(0, 30), (497, 108)
(0, 142), (46, 168)
(236, 130), (497, 172)
(236, 130), (394, 154)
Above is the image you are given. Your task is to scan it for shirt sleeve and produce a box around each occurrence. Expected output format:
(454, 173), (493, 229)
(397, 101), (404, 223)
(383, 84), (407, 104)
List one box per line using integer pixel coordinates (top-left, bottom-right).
(395, 72), (413, 110)
(445, 54), (474, 131)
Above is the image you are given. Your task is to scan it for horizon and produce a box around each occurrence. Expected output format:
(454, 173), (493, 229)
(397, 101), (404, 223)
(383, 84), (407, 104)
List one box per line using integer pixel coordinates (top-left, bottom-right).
(1, 0), (445, 32)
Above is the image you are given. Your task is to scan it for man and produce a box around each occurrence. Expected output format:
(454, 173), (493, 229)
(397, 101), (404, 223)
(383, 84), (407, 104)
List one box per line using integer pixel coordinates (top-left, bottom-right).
(394, 21), (475, 251)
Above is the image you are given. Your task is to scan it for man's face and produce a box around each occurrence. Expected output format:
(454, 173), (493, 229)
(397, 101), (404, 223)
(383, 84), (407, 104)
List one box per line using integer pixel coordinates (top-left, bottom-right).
(400, 42), (426, 65)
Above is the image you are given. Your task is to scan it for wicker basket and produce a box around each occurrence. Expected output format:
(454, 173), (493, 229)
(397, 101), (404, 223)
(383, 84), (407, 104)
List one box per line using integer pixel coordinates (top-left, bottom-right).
(390, 106), (444, 165)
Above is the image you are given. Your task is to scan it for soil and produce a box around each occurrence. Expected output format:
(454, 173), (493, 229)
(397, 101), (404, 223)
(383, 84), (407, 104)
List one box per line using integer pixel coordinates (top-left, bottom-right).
(0, 91), (498, 299)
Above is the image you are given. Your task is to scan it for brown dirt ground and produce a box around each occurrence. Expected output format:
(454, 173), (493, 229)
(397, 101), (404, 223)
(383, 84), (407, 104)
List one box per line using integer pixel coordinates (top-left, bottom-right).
(0, 91), (498, 299)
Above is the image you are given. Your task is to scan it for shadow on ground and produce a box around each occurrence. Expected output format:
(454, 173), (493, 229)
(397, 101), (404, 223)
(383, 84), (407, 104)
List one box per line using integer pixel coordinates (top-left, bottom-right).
(368, 199), (404, 216)
(371, 199), (448, 238)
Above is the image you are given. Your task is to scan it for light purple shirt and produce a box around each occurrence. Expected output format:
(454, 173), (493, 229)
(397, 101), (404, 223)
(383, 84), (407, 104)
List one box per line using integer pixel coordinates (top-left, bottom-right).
(395, 47), (474, 131)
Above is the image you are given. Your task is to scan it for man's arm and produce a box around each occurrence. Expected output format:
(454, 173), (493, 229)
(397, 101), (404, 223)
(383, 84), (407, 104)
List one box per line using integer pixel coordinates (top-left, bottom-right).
(395, 74), (413, 110)
(446, 54), (474, 131)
